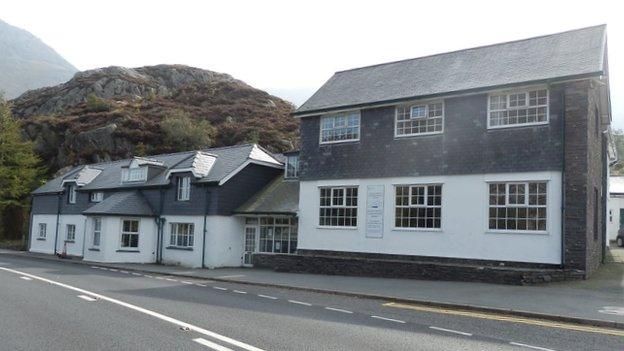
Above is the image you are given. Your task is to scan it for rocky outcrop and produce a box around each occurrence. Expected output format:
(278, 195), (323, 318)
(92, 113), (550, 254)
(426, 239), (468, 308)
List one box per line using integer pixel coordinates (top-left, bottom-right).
(12, 65), (298, 175)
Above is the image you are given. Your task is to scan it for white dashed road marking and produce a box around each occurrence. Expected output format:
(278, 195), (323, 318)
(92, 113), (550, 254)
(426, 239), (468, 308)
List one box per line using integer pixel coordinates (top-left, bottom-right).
(165, 278), (178, 282)
(193, 338), (234, 351)
(233, 290), (247, 294)
(324, 307), (353, 314)
(216, 275), (245, 279)
(213, 287), (228, 291)
(0, 267), (265, 351)
(78, 295), (97, 302)
(120, 270), (129, 274)
(288, 300), (312, 306)
(195, 283), (207, 287)
(257, 294), (278, 300)
(509, 342), (557, 351)
(131, 273), (142, 276)
(429, 326), (472, 336)
(20, 276), (32, 281)
(181, 281), (193, 285)
(108, 269), (118, 272)
(371, 315), (406, 324)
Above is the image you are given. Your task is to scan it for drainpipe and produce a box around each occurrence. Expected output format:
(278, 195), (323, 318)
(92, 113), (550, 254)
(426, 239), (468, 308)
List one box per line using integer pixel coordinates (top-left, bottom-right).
(53, 192), (62, 256)
(560, 90), (566, 268)
(155, 187), (166, 264)
(81, 216), (87, 257)
(601, 132), (608, 263)
(201, 186), (211, 268)
(26, 195), (34, 251)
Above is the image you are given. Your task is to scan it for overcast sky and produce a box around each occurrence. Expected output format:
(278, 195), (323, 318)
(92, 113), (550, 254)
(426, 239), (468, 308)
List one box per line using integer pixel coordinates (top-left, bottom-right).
(1, 0), (622, 127)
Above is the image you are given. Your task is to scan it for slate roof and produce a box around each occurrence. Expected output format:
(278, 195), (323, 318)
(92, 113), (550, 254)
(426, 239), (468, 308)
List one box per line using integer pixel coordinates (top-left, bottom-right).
(235, 177), (299, 215)
(83, 191), (155, 217)
(33, 144), (283, 194)
(295, 25), (607, 115)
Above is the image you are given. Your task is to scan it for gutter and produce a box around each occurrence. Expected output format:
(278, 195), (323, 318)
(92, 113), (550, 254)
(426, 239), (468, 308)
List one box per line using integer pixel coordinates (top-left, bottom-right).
(26, 195), (34, 251)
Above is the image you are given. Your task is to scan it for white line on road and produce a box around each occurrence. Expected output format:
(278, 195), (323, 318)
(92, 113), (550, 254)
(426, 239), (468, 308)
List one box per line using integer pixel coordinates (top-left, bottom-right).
(144, 274), (153, 278)
(257, 294), (277, 300)
(131, 273), (142, 276)
(371, 315), (406, 324)
(216, 274), (245, 279)
(509, 342), (557, 351)
(155, 276), (165, 280)
(20, 276), (32, 281)
(324, 307), (353, 314)
(90, 266), (99, 269)
(180, 281), (193, 285)
(288, 300), (312, 306)
(0, 266), (265, 351)
(193, 338), (234, 351)
(429, 326), (473, 336)
(108, 269), (118, 272)
(120, 270), (129, 274)
(165, 278), (178, 282)
(195, 283), (207, 287)
(233, 290), (247, 294)
(78, 295), (97, 302)
(213, 287), (228, 291)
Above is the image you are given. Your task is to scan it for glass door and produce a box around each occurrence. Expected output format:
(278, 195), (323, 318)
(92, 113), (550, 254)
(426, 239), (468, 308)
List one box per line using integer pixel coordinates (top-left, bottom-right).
(243, 226), (257, 266)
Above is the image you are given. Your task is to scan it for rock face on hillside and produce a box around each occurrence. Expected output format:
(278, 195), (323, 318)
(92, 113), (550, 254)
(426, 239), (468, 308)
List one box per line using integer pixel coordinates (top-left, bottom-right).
(12, 65), (298, 175)
(0, 19), (78, 99)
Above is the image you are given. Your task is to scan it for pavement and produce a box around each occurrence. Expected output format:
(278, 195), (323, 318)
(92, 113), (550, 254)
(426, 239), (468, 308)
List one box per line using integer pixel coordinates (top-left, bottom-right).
(1, 248), (623, 330)
(1, 254), (622, 351)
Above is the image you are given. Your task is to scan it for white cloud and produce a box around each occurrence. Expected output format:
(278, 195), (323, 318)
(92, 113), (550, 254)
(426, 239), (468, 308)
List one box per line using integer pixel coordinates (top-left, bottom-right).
(1, 0), (621, 125)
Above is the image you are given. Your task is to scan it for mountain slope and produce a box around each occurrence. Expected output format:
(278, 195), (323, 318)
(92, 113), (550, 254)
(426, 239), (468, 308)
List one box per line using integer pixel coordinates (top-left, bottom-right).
(11, 64), (298, 175)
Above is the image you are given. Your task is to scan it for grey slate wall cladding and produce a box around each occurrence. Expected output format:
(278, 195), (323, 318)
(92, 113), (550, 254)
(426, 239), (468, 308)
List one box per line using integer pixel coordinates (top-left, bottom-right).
(31, 194), (60, 215)
(215, 164), (283, 215)
(299, 89), (564, 180)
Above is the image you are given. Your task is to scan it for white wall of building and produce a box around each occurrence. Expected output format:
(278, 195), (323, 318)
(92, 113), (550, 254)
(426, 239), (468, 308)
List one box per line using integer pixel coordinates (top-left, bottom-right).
(58, 214), (88, 256)
(607, 196), (624, 242)
(298, 171), (563, 264)
(29, 214), (58, 254)
(83, 216), (157, 264)
(203, 216), (245, 268)
(161, 215), (205, 268)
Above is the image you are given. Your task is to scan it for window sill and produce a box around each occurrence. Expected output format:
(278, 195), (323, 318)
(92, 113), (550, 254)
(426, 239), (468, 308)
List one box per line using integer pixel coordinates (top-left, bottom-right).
(166, 246), (193, 251)
(319, 139), (360, 146)
(487, 121), (549, 130)
(392, 227), (443, 232)
(316, 226), (358, 230)
(88, 248), (100, 252)
(116, 249), (140, 253)
(394, 131), (443, 139)
(485, 230), (549, 235)
(36, 238), (46, 241)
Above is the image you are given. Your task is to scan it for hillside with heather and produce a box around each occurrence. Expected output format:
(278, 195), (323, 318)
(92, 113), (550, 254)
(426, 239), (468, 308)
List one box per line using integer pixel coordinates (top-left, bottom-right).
(0, 19), (78, 99)
(11, 64), (298, 176)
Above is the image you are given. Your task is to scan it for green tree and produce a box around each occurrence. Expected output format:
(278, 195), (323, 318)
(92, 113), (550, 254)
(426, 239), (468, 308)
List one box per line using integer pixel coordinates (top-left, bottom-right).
(0, 96), (41, 243)
(161, 110), (215, 151)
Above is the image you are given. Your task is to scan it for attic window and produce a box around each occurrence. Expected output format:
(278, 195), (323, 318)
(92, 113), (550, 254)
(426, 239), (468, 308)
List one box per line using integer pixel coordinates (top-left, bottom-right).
(122, 166), (148, 183)
(396, 101), (444, 137)
(320, 111), (360, 144)
(488, 88), (548, 128)
(285, 155), (299, 179)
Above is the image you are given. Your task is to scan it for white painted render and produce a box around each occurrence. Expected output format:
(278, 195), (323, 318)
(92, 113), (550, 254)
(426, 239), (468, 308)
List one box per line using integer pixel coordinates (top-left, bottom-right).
(29, 214), (60, 254)
(607, 195), (624, 242)
(83, 216), (157, 264)
(161, 215), (205, 268)
(203, 216), (245, 268)
(29, 214), (87, 256)
(298, 171), (563, 264)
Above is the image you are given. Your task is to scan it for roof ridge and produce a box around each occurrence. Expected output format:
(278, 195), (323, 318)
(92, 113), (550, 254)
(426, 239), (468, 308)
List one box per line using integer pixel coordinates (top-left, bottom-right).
(335, 24), (606, 75)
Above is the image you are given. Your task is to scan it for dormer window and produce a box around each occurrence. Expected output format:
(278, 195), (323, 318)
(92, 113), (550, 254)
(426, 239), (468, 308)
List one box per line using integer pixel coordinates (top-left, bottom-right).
(285, 155), (299, 179)
(122, 166), (148, 183)
(90, 192), (103, 203)
(68, 184), (77, 204)
(177, 176), (191, 201)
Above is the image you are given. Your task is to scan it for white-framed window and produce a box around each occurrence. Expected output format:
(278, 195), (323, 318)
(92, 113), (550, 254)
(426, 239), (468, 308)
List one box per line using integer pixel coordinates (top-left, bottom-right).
(90, 192), (103, 203)
(38, 223), (47, 238)
(488, 182), (547, 232)
(120, 219), (140, 248)
(92, 218), (101, 247)
(395, 101), (444, 136)
(258, 217), (298, 254)
(122, 167), (148, 183)
(66, 224), (76, 241)
(68, 184), (77, 204)
(177, 176), (191, 201)
(320, 111), (360, 144)
(170, 223), (194, 248)
(319, 186), (358, 227)
(488, 88), (548, 128)
(395, 184), (442, 229)
(285, 155), (299, 179)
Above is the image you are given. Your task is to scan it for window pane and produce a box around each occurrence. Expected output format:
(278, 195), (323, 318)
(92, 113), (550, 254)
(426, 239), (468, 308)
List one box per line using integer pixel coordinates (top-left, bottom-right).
(489, 90), (548, 127)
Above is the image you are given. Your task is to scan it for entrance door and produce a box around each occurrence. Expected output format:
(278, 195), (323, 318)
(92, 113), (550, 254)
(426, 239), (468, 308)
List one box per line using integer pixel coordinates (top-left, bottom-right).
(243, 226), (257, 266)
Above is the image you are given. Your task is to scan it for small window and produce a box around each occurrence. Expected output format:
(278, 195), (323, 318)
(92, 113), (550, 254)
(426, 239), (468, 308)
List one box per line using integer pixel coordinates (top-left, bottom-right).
(66, 224), (76, 241)
(320, 111), (360, 144)
(92, 218), (101, 247)
(488, 88), (548, 128)
(319, 186), (358, 227)
(170, 223), (194, 248)
(395, 185), (442, 229)
(122, 167), (148, 182)
(68, 184), (77, 204)
(90, 192), (103, 203)
(285, 155), (299, 179)
(396, 101), (444, 136)
(121, 219), (140, 248)
(488, 181), (547, 232)
(38, 223), (47, 238)
(177, 176), (191, 201)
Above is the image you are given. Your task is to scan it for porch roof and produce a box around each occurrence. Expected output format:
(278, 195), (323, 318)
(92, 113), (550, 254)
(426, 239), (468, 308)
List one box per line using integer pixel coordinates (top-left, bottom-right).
(83, 191), (156, 217)
(235, 176), (299, 215)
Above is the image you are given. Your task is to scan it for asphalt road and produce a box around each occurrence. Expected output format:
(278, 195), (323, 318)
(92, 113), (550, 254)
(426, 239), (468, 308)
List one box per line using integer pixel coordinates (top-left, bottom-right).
(0, 254), (621, 351)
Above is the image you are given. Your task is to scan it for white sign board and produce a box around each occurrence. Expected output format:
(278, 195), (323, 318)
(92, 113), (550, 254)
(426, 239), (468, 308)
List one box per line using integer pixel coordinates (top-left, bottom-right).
(366, 185), (385, 238)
